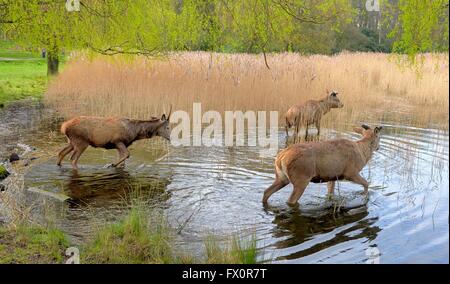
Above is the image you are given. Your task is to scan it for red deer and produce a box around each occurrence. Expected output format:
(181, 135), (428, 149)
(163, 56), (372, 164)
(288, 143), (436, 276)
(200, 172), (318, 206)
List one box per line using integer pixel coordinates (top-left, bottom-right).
(263, 124), (382, 206)
(285, 91), (343, 142)
(57, 110), (171, 169)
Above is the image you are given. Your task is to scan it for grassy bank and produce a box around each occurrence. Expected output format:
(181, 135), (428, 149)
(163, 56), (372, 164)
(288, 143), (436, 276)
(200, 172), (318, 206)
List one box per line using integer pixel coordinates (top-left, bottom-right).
(0, 206), (258, 264)
(45, 52), (449, 130)
(0, 225), (68, 264)
(0, 40), (47, 105)
(82, 205), (258, 264)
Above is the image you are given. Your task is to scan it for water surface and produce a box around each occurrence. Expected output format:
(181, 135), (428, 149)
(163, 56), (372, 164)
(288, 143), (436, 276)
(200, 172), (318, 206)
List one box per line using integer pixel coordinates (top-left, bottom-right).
(1, 102), (448, 263)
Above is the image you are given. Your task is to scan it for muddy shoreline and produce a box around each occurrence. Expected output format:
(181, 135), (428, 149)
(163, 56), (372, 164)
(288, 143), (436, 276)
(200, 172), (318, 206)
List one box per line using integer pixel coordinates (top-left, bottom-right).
(0, 100), (61, 223)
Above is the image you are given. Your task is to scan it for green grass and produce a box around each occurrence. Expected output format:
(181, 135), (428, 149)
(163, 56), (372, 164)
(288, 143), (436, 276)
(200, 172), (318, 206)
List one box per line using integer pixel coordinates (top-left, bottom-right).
(0, 210), (259, 264)
(0, 40), (48, 105)
(0, 225), (69, 264)
(0, 40), (42, 59)
(81, 207), (182, 264)
(0, 190), (259, 264)
(82, 206), (258, 264)
(0, 165), (9, 180)
(204, 233), (258, 264)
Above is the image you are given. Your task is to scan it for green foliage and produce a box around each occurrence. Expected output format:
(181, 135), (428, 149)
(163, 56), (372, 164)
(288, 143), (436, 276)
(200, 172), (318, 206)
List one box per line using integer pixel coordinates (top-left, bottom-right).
(1, 0), (352, 57)
(390, 0), (449, 61)
(2, 0), (78, 55)
(0, 226), (68, 264)
(1, 0), (447, 70)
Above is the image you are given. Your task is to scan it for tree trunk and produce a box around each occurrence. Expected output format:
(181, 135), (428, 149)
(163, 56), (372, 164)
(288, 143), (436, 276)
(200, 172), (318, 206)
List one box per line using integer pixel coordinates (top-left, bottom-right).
(47, 50), (59, 76)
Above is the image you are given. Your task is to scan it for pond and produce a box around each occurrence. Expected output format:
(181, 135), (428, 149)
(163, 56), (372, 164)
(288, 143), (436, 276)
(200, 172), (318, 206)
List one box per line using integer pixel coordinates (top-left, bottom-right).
(1, 101), (448, 263)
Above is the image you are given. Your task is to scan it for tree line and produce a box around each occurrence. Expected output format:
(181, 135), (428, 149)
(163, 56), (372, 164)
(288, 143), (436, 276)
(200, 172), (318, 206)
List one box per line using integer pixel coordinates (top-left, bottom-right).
(1, 0), (448, 75)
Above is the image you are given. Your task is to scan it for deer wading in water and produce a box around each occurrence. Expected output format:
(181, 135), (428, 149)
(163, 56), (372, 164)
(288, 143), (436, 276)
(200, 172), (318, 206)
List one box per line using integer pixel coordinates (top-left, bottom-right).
(262, 124), (383, 206)
(57, 109), (172, 169)
(285, 91), (344, 142)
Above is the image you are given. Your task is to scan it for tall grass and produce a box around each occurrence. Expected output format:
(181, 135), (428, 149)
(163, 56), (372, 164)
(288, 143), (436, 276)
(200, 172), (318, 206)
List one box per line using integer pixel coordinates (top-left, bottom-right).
(81, 207), (177, 264)
(45, 52), (449, 130)
(204, 233), (258, 264)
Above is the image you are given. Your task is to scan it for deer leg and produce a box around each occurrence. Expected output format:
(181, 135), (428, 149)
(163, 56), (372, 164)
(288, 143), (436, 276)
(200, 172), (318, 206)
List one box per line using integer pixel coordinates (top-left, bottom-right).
(315, 120), (321, 137)
(287, 179), (309, 206)
(348, 173), (369, 193)
(304, 125), (309, 140)
(262, 178), (289, 204)
(70, 142), (88, 170)
(285, 118), (290, 140)
(327, 181), (335, 196)
(112, 143), (130, 167)
(285, 125), (289, 142)
(57, 143), (74, 166)
(294, 122), (300, 143)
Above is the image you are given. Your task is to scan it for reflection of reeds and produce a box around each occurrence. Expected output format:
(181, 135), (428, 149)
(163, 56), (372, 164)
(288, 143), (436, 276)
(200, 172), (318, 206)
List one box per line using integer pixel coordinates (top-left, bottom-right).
(46, 52), (449, 131)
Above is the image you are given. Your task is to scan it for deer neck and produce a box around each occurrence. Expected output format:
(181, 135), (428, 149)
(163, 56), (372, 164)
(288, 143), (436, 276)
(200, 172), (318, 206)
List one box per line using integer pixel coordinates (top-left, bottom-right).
(356, 138), (375, 164)
(318, 99), (331, 115)
(132, 120), (162, 140)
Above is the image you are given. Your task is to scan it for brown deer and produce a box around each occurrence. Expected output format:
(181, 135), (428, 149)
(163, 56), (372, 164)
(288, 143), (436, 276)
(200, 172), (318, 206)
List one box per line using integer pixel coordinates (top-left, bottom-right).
(285, 91), (343, 142)
(262, 124), (382, 206)
(57, 110), (172, 170)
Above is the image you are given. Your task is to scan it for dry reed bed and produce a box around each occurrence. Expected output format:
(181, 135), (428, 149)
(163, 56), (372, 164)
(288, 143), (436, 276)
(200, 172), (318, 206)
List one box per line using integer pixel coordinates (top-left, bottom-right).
(45, 52), (449, 131)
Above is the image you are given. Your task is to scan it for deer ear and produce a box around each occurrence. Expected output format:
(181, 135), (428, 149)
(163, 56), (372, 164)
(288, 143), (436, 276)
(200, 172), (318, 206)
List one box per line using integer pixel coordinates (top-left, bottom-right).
(374, 126), (383, 133)
(161, 114), (167, 121)
(361, 124), (370, 130)
(353, 127), (365, 135)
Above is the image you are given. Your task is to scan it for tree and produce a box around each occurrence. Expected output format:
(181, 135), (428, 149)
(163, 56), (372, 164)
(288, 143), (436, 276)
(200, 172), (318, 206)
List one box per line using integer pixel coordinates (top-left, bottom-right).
(388, 0), (449, 61)
(0, 0), (199, 75)
(1, 0), (448, 75)
(1, 0), (82, 75)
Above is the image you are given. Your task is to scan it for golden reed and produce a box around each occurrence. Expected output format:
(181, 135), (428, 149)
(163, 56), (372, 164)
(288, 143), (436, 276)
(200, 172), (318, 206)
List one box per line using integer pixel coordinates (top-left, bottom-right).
(45, 52), (449, 131)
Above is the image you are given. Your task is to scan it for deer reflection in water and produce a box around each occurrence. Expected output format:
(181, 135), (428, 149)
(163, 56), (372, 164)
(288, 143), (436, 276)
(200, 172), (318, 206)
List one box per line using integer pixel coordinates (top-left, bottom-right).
(64, 168), (171, 206)
(263, 203), (381, 262)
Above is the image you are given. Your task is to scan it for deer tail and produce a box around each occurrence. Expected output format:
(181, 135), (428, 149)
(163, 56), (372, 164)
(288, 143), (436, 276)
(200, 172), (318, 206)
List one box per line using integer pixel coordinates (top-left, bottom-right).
(275, 152), (291, 183)
(60, 121), (69, 136)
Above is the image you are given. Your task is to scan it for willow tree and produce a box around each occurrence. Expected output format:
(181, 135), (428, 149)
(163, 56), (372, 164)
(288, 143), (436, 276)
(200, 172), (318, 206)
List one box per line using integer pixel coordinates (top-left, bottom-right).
(1, 0), (447, 75)
(0, 0), (200, 75)
(0, 0), (82, 75)
(387, 0), (449, 61)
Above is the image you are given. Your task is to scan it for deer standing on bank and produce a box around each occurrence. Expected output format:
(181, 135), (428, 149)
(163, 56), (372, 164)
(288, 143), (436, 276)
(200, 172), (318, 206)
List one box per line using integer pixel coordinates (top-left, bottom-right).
(57, 109), (172, 170)
(262, 124), (382, 206)
(285, 91), (344, 142)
